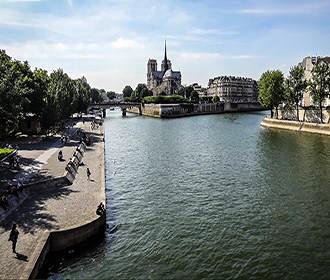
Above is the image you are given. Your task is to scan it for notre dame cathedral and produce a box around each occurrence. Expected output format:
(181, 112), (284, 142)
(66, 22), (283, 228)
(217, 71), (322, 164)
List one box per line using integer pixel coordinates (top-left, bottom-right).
(147, 41), (182, 96)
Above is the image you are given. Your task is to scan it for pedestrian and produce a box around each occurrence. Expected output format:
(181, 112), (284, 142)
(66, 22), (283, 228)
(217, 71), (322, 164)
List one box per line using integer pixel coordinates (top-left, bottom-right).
(87, 167), (91, 180)
(58, 150), (63, 161)
(8, 223), (19, 253)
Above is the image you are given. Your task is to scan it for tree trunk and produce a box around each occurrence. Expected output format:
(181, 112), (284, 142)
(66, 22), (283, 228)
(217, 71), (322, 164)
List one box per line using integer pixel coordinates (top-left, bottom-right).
(320, 102), (323, 124)
(276, 107), (279, 119)
(303, 107), (306, 122)
(271, 108), (273, 118)
(296, 103), (299, 122)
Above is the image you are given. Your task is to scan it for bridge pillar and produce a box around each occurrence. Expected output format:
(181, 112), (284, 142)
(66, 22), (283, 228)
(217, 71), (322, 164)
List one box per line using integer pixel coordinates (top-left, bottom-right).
(122, 108), (127, 117)
(103, 109), (106, 118)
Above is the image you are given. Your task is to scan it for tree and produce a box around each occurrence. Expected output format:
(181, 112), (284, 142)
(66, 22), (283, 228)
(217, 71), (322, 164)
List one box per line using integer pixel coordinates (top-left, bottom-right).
(191, 90), (199, 103)
(258, 70), (285, 118)
(123, 85), (133, 98)
(285, 65), (307, 121)
(185, 86), (194, 99)
(177, 87), (186, 97)
(73, 76), (91, 114)
(46, 69), (76, 127)
(31, 68), (49, 117)
(212, 95), (220, 103)
(308, 61), (330, 123)
(91, 88), (104, 103)
(133, 83), (149, 101)
(106, 91), (116, 100)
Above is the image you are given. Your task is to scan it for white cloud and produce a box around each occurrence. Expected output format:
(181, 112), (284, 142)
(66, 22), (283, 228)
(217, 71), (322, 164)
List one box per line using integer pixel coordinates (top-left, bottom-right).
(111, 38), (144, 49)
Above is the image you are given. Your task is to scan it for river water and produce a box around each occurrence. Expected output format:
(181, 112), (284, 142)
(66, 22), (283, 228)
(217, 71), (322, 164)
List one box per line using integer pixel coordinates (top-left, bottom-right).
(50, 110), (330, 280)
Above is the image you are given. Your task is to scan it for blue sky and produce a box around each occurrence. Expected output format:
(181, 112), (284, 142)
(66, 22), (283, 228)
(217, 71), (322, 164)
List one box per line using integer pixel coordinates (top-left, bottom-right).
(0, 0), (329, 92)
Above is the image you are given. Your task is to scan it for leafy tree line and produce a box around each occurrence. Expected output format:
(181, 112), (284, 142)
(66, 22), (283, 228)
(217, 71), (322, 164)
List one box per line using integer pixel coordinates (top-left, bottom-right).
(122, 84), (201, 103)
(0, 49), (114, 138)
(259, 62), (330, 123)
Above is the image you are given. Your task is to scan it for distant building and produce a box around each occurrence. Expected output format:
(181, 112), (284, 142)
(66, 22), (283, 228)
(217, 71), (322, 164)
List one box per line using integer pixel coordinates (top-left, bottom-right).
(207, 76), (259, 103)
(190, 83), (207, 96)
(147, 42), (182, 95)
(298, 56), (330, 107)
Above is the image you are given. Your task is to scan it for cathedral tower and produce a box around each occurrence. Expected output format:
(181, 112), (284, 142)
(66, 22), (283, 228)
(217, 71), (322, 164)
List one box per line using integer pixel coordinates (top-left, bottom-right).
(161, 41), (172, 72)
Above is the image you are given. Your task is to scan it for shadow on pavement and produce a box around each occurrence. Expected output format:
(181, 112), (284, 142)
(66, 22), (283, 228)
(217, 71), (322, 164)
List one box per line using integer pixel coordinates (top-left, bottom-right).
(1, 183), (80, 234)
(15, 253), (28, 262)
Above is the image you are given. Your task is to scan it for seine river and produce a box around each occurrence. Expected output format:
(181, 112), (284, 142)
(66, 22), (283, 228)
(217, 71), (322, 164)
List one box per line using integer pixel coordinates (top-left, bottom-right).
(50, 110), (330, 280)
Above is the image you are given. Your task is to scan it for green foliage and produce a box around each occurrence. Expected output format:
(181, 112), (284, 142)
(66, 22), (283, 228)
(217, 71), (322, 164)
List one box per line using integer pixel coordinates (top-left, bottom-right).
(190, 90), (199, 103)
(106, 91), (116, 100)
(123, 85), (133, 98)
(185, 86), (194, 99)
(143, 95), (189, 104)
(308, 61), (330, 123)
(132, 83), (152, 101)
(91, 88), (104, 103)
(0, 49), (108, 138)
(284, 65), (306, 121)
(0, 148), (14, 159)
(212, 95), (220, 103)
(258, 70), (285, 118)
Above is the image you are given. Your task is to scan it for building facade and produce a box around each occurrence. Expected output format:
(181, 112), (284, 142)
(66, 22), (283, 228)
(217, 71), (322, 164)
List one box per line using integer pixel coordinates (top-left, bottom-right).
(206, 76), (259, 103)
(147, 42), (182, 96)
(298, 56), (330, 107)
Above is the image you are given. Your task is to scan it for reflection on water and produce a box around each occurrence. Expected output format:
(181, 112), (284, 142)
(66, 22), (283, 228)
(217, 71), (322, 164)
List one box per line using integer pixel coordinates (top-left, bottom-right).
(50, 111), (330, 280)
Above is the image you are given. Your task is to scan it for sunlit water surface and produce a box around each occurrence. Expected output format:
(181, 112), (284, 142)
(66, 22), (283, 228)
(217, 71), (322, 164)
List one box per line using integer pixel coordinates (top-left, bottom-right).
(49, 111), (330, 280)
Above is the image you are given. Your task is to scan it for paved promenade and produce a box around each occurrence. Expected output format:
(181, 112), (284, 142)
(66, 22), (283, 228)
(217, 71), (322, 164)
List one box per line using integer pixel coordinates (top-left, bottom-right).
(0, 124), (80, 189)
(0, 122), (105, 280)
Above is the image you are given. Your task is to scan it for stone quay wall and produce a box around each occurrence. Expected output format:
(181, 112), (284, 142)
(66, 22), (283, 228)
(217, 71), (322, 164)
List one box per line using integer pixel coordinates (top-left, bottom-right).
(26, 214), (106, 279)
(272, 106), (330, 124)
(128, 102), (264, 118)
(17, 136), (105, 280)
(261, 117), (330, 136)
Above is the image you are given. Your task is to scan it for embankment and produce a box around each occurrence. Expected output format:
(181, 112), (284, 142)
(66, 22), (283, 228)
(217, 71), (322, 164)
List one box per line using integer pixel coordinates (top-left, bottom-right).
(128, 102), (265, 118)
(0, 124), (106, 280)
(261, 117), (330, 136)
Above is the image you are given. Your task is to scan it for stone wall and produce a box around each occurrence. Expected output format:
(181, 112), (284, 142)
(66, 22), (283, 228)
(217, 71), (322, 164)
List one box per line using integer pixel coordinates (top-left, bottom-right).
(128, 102), (264, 118)
(261, 117), (330, 136)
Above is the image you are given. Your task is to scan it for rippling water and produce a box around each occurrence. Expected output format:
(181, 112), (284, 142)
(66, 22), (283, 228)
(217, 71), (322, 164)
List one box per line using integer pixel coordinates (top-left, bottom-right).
(51, 110), (330, 280)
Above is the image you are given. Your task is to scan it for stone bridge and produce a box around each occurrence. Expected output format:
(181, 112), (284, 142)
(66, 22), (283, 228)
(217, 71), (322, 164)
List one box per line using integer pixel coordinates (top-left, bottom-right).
(88, 102), (142, 117)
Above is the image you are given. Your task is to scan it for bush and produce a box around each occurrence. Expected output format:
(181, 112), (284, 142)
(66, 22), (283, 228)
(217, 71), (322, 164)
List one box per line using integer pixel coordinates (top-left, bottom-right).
(143, 95), (190, 104)
(0, 148), (14, 160)
(124, 96), (139, 102)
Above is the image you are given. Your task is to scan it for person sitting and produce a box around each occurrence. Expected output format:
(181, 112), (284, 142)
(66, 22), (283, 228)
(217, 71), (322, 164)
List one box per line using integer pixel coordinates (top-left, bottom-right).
(96, 202), (106, 216)
(58, 150), (63, 161)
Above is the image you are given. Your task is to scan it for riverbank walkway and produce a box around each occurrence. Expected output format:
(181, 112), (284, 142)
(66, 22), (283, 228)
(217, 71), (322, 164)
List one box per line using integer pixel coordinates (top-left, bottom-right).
(0, 122), (105, 280)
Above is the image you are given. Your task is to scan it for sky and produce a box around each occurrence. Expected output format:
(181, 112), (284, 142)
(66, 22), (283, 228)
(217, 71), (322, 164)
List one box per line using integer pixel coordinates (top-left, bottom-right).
(0, 0), (329, 92)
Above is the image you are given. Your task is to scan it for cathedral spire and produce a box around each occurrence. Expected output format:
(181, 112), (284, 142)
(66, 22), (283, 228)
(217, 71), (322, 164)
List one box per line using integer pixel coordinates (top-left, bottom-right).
(163, 40), (169, 72)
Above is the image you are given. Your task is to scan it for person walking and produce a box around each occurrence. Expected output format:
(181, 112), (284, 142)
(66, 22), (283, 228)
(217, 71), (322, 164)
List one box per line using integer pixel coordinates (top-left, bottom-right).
(8, 223), (19, 253)
(87, 167), (91, 180)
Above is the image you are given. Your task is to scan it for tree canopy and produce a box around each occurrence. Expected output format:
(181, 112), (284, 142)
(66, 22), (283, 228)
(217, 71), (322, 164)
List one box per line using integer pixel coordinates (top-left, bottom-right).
(308, 61), (330, 123)
(258, 70), (285, 118)
(284, 65), (306, 121)
(122, 85), (133, 98)
(0, 49), (112, 138)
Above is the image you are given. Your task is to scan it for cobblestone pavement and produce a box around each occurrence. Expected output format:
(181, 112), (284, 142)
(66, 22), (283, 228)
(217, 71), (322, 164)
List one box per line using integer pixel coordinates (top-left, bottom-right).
(0, 122), (104, 280)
